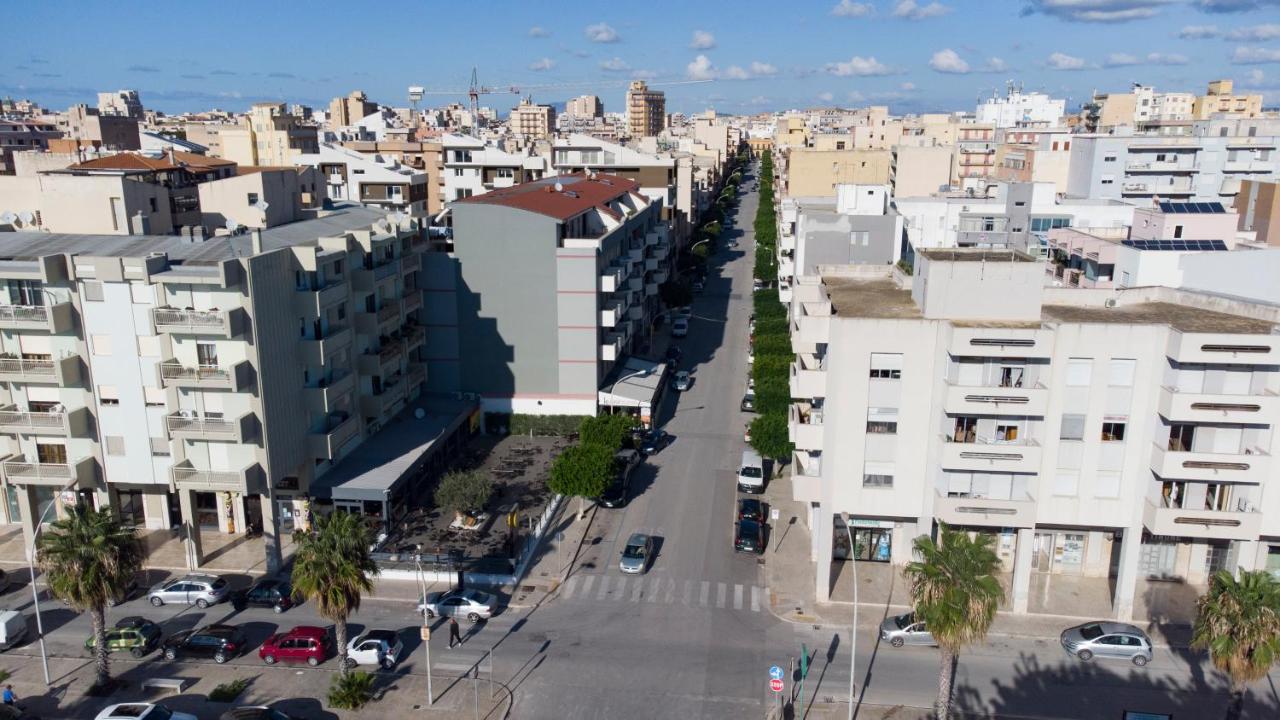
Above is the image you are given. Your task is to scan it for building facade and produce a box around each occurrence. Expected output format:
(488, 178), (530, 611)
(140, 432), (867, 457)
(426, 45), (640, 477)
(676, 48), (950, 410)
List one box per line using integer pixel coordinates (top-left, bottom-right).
(625, 81), (666, 139)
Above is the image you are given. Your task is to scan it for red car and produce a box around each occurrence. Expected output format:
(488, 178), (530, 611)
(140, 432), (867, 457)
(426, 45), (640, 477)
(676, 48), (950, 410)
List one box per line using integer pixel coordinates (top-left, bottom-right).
(258, 625), (331, 666)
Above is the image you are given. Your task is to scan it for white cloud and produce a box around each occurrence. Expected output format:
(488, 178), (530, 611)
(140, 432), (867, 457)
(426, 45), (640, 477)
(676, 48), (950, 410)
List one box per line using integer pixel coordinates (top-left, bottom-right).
(900, 82), (916, 91)
(893, 0), (951, 19)
(818, 91), (836, 102)
(1233, 46), (1280, 63)
(690, 30), (716, 49)
(1245, 68), (1265, 84)
(724, 65), (750, 80)
(687, 54), (718, 80)
(528, 57), (555, 71)
(831, 0), (874, 16)
(847, 90), (868, 103)
(1104, 53), (1142, 66)
(599, 57), (630, 72)
(1146, 52), (1189, 64)
(584, 22), (619, 43)
(749, 96), (770, 106)
(825, 55), (892, 76)
(1179, 24), (1220, 38)
(528, 26), (550, 38)
(1197, 0), (1280, 12)
(750, 61), (778, 76)
(1023, 0), (1176, 23)
(1228, 24), (1280, 40)
(984, 57), (1009, 72)
(1047, 51), (1088, 70)
(929, 48), (970, 73)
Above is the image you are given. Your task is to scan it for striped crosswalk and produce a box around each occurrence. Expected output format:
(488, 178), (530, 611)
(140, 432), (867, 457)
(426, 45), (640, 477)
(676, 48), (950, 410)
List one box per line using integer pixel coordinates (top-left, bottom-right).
(558, 574), (767, 614)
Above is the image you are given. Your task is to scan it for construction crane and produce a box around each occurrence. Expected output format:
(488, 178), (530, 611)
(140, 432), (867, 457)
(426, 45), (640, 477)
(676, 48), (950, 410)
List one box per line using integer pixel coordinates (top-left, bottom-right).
(411, 67), (712, 135)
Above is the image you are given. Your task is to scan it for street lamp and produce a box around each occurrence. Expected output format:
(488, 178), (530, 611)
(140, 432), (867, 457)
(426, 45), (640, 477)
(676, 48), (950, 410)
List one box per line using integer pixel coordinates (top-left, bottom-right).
(414, 550), (434, 706)
(27, 479), (77, 686)
(839, 512), (858, 720)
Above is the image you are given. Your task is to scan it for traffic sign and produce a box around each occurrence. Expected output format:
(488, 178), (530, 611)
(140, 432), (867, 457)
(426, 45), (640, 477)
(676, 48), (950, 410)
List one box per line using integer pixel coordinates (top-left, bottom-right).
(769, 665), (783, 681)
(770, 508), (780, 522)
(769, 678), (784, 693)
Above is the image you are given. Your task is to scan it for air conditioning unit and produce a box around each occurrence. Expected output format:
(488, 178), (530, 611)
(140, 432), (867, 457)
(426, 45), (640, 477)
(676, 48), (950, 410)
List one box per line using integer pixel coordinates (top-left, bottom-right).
(1105, 298), (1118, 308)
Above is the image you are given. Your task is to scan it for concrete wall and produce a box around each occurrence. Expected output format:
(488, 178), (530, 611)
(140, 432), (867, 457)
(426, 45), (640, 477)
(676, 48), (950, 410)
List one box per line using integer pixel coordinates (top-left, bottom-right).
(787, 149), (891, 198)
(0, 174), (172, 235)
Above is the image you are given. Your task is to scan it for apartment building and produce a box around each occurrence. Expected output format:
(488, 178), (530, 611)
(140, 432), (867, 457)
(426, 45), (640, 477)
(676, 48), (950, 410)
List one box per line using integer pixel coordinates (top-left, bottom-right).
(60, 104), (140, 151)
(510, 99), (556, 141)
(198, 166), (326, 230)
(1193, 80), (1263, 120)
(976, 88), (1065, 129)
(439, 134), (538, 202)
(300, 144), (429, 217)
(421, 174), (671, 426)
(0, 119), (62, 175)
(994, 131), (1073, 194)
(788, 250), (1280, 615)
(97, 90), (143, 120)
(0, 205), (445, 571)
(329, 91), (377, 128)
(338, 140), (446, 216)
(781, 148), (891, 198)
(625, 81), (666, 139)
(565, 95), (603, 118)
(954, 124), (997, 193)
(1235, 179), (1280, 246)
(220, 103), (319, 166)
(551, 134), (684, 242)
(889, 145), (953, 197)
(775, 185), (903, 302)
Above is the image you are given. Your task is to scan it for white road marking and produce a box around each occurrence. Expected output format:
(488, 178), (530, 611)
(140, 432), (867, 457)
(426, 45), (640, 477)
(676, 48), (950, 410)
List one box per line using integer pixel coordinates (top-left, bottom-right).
(733, 584), (744, 610)
(596, 576), (611, 601)
(716, 582), (727, 609)
(751, 585), (761, 612)
(700, 581), (710, 607)
(561, 576), (578, 599)
(682, 580), (693, 606)
(629, 577), (644, 602)
(647, 577), (662, 603)
(581, 575), (596, 596)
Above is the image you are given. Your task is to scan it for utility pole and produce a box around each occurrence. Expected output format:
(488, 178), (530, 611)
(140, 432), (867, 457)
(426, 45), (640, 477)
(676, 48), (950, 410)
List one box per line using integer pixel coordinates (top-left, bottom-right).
(416, 555), (434, 706)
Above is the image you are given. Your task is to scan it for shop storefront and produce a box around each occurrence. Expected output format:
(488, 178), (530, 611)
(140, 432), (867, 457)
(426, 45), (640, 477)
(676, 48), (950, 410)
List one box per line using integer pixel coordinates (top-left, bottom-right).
(833, 516), (894, 563)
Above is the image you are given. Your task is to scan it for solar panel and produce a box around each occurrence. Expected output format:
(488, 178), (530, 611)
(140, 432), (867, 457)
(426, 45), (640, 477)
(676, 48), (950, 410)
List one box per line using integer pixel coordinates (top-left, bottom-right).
(1157, 201), (1226, 215)
(1121, 239), (1227, 251)
(1158, 202), (1174, 213)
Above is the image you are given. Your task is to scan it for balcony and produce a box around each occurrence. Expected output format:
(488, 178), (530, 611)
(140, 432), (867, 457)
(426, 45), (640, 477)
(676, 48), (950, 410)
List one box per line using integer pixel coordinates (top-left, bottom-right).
(294, 280), (347, 315)
(788, 403), (824, 451)
(940, 437), (1042, 474)
(943, 380), (1049, 416)
(401, 288), (423, 313)
(352, 260), (400, 291)
(157, 359), (252, 391)
(0, 405), (91, 437)
(359, 344), (402, 375)
(601, 265), (625, 293)
(400, 251), (421, 274)
(627, 276), (644, 292)
(653, 269), (669, 285)
(0, 302), (74, 333)
(309, 414), (360, 460)
(1165, 331), (1280, 365)
(304, 370), (356, 414)
(628, 245), (646, 263)
(170, 459), (261, 493)
(1158, 386), (1279, 423)
(1150, 442), (1270, 484)
(152, 307), (243, 338)
(934, 489), (1036, 529)
(1, 455), (96, 487)
(1126, 161), (1197, 173)
(644, 257), (660, 272)
(298, 325), (352, 366)
(645, 280), (659, 297)
(789, 355), (827, 399)
(402, 325), (426, 351)
(1142, 497), (1261, 541)
(791, 450), (822, 500)
(600, 302), (623, 328)
(602, 333), (624, 362)
(949, 328), (1053, 359)
(0, 355), (81, 386)
(407, 362), (426, 388)
(165, 411), (256, 443)
(361, 377), (407, 417)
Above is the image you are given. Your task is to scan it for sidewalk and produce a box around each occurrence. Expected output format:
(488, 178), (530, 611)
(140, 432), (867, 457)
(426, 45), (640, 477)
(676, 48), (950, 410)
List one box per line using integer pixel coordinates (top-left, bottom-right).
(762, 474), (1194, 650)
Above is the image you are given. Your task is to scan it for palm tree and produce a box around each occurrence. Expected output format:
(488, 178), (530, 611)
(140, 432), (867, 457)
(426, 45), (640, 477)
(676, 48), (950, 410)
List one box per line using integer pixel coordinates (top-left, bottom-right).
(1191, 569), (1280, 720)
(36, 503), (143, 689)
(291, 511), (377, 673)
(902, 523), (1004, 719)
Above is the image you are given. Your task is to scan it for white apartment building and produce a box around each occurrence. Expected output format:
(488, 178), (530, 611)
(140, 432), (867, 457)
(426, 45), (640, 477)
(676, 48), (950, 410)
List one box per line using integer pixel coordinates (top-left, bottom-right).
(788, 250), (1280, 614)
(299, 143), (429, 217)
(0, 205), (460, 572)
(440, 134), (541, 202)
(975, 89), (1065, 129)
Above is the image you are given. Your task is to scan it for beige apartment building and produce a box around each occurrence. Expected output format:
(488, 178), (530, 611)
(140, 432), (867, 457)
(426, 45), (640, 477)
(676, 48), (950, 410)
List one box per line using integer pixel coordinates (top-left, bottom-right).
(220, 103), (318, 166)
(340, 140), (446, 215)
(60, 104), (140, 151)
(625, 81), (666, 139)
(783, 148), (891, 198)
(329, 91), (377, 127)
(510, 99), (556, 141)
(564, 95), (603, 118)
(1236, 179), (1280, 246)
(890, 145), (953, 197)
(1194, 80), (1264, 120)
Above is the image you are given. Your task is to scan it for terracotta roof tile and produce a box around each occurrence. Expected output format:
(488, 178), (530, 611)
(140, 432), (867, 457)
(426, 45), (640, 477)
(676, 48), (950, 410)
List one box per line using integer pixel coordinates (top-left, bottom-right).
(69, 150), (235, 174)
(453, 172), (640, 221)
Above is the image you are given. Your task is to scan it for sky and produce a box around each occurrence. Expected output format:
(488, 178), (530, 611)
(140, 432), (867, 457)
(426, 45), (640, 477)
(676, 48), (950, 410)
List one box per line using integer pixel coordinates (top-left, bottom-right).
(2, 0), (1279, 117)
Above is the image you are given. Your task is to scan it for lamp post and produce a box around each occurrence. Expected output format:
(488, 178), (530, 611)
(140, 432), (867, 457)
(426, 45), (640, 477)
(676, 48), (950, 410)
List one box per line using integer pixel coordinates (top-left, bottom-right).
(414, 551), (434, 706)
(839, 512), (858, 720)
(28, 479), (77, 686)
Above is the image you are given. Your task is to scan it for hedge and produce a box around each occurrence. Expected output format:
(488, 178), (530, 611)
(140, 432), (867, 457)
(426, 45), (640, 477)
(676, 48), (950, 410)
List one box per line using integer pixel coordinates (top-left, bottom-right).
(747, 150), (793, 461)
(508, 414), (584, 437)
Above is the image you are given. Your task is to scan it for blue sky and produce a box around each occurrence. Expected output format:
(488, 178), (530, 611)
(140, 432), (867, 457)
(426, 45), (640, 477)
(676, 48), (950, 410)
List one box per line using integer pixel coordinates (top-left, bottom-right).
(3, 1), (1278, 116)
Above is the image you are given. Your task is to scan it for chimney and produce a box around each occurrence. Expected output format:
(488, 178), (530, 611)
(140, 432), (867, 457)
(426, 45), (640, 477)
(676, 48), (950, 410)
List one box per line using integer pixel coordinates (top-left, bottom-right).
(192, 226), (206, 242)
(128, 211), (150, 235)
(251, 229), (264, 254)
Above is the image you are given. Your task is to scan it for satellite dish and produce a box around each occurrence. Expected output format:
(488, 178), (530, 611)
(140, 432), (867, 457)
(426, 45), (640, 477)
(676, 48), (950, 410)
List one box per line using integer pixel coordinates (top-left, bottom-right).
(414, 408), (426, 420)
(256, 200), (270, 211)
(553, 182), (564, 192)
(18, 211), (34, 224)
(0, 211), (16, 225)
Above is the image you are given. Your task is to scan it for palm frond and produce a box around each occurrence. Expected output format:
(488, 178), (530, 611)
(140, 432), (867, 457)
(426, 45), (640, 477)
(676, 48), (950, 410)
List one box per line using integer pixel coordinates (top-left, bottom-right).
(290, 512), (379, 623)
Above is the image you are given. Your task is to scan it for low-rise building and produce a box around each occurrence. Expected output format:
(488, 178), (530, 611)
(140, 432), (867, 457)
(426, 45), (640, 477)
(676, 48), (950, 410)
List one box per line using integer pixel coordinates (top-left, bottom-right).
(300, 144), (429, 217)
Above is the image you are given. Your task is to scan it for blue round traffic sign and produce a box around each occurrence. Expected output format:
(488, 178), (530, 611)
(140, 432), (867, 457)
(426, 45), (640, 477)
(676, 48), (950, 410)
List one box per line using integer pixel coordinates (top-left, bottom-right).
(769, 665), (783, 681)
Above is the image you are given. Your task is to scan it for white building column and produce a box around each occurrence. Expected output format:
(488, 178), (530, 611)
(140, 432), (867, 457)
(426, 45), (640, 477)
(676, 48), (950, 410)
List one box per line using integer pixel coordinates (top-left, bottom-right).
(814, 505), (833, 602)
(1011, 527), (1035, 614)
(177, 488), (204, 570)
(1113, 528), (1143, 621)
(261, 493), (282, 576)
(1234, 540), (1260, 575)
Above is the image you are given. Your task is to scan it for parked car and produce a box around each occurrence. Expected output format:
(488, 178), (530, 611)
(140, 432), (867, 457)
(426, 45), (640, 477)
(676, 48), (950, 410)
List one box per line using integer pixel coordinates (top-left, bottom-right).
(346, 628), (404, 669)
(671, 318), (689, 338)
(418, 589), (495, 622)
(0, 610), (27, 650)
(619, 533), (654, 574)
(664, 345), (682, 364)
(675, 306), (693, 322)
(752, 278), (766, 292)
(85, 616), (162, 658)
(740, 391), (756, 412)
(219, 708), (296, 720)
(1060, 622), (1153, 666)
(639, 429), (672, 456)
(673, 371), (692, 391)
(880, 612), (935, 648)
(259, 625), (331, 666)
(737, 498), (765, 524)
(232, 578), (294, 613)
(147, 573), (230, 608)
(96, 705), (196, 720)
(734, 519), (764, 554)
(162, 624), (246, 664)
(599, 470), (632, 508)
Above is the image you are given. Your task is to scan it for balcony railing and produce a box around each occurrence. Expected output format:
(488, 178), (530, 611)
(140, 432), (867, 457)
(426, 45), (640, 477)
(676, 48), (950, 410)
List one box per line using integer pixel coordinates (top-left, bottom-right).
(377, 300), (401, 324)
(170, 460), (258, 492)
(165, 412), (252, 442)
(1, 455), (95, 487)
(153, 307), (238, 336)
(0, 355), (81, 385)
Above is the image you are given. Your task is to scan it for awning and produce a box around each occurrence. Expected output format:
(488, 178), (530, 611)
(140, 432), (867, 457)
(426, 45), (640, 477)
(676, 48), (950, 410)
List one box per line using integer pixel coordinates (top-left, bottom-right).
(598, 355), (666, 410)
(309, 396), (475, 503)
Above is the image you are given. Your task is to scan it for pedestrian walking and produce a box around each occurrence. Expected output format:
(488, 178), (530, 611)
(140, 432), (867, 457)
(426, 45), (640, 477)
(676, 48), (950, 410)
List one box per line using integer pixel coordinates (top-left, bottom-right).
(448, 617), (462, 648)
(2, 685), (15, 705)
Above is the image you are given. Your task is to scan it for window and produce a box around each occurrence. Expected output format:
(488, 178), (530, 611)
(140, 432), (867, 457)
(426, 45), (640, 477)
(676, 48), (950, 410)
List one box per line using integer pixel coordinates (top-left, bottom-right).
(867, 408), (899, 434)
(870, 353), (902, 379)
(148, 198), (157, 213)
(1060, 414), (1086, 441)
(1101, 177), (1114, 185)
(1095, 471), (1121, 498)
(105, 436), (125, 456)
(1065, 358), (1092, 387)
(1053, 470), (1079, 496)
(1014, 201), (1026, 207)
(453, 168), (464, 177)
(247, 193), (259, 205)
(1172, 225), (1184, 239)
(863, 474), (893, 488)
(98, 385), (120, 406)
(90, 335), (112, 356)
(851, 231), (869, 246)
(1101, 421), (1126, 442)
(83, 281), (104, 302)
(143, 387), (166, 407)
(1108, 358), (1136, 387)
(1104, 155), (1116, 162)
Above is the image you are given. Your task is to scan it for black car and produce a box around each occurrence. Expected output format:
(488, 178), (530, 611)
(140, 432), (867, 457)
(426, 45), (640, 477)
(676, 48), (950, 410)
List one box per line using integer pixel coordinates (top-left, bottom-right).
(740, 392), (756, 412)
(232, 578), (294, 613)
(219, 708), (296, 720)
(162, 624), (247, 664)
(664, 345), (682, 363)
(737, 498), (765, 524)
(735, 519), (764, 554)
(599, 473), (632, 508)
(639, 429), (672, 456)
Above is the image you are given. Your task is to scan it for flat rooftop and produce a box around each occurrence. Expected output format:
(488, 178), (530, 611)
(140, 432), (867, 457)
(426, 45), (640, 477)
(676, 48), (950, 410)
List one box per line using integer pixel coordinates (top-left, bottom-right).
(919, 249), (1035, 263)
(1042, 303), (1275, 334)
(824, 277), (921, 319)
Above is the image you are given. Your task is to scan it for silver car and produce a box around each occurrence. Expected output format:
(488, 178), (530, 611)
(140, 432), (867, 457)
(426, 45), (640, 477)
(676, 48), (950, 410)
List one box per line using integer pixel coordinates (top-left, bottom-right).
(673, 371), (692, 391)
(880, 612), (935, 648)
(418, 589), (494, 622)
(619, 533), (653, 574)
(1060, 622), (1153, 666)
(147, 573), (230, 608)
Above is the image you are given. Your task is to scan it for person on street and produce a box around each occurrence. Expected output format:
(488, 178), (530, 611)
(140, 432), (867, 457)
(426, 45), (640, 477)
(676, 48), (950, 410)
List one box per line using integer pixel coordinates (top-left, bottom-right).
(449, 617), (462, 648)
(2, 685), (15, 705)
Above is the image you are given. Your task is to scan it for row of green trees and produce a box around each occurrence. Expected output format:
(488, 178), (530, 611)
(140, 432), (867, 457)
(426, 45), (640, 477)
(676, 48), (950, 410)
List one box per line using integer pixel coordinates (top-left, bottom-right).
(906, 524), (1280, 719)
(548, 413), (637, 518)
(747, 150), (793, 460)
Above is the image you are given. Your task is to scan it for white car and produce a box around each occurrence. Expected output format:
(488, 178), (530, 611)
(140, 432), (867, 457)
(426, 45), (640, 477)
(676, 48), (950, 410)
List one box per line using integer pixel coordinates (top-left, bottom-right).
(673, 371), (692, 391)
(418, 589), (495, 622)
(346, 628), (404, 669)
(96, 704), (197, 720)
(671, 318), (689, 338)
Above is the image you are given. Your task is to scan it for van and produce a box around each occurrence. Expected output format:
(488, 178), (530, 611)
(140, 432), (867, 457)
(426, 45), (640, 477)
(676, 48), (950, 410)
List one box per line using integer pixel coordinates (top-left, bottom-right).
(737, 449), (765, 494)
(0, 610), (27, 650)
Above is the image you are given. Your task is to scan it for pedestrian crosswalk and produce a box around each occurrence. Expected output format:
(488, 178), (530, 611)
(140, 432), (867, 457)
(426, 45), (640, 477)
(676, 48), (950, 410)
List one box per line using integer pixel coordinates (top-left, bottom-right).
(557, 573), (767, 613)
